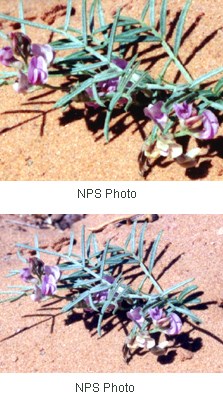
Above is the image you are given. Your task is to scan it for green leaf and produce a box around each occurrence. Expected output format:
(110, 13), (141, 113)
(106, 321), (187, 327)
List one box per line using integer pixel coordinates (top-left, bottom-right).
(116, 27), (150, 39)
(97, 0), (107, 39)
(214, 77), (223, 95)
(0, 13), (65, 34)
(68, 232), (75, 257)
(204, 100), (223, 111)
(89, 0), (97, 33)
(150, 0), (156, 27)
(88, 293), (99, 312)
(141, 1), (150, 21)
(91, 83), (106, 107)
(64, 0), (73, 31)
(100, 240), (110, 277)
(189, 66), (223, 88)
(115, 34), (160, 44)
(183, 296), (201, 305)
(82, 0), (88, 46)
(174, 0), (192, 55)
(178, 285), (198, 302)
(0, 71), (18, 78)
(160, 0), (168, 38)
(62, 290), (90, 312)
(51, 40), (82, 51)
(69, 61), (106, 74)
(124, 233), (132, 250)
(162, 278), (194, 296)
(130, 220), (137, 253)
(34, 234), (40, 259)
(97, 274), (122, 335)
(81, 226), (86, 268)
(19, 0), (25, 34)
(107, 8), (121, 61)
(148, 231), (162, 274)
(54, 78), (94, 108)
(138, 222), (148, 261)
(170, 304), (202, 323)
(150, 124), (159, 143)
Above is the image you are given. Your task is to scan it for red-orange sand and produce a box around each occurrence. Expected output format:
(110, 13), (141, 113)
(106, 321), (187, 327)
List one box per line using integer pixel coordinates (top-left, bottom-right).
(1, 0), (223, 180)
(0, 214), (222, 372)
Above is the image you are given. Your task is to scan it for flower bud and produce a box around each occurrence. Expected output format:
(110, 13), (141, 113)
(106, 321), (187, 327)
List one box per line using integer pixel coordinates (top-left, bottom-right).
(29, 257), (45, 277)
(127, 307), (145, 328)
(13, 71), (30, 93)
(144, 101), (168, 130)
(0, 46), (22, 68)
(9, 32), (31, 60)
(31, 285), (43, 302)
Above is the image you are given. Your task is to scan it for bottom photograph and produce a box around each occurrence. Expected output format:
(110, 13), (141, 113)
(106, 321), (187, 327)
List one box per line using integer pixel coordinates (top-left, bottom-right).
(0, 214), (222, 373)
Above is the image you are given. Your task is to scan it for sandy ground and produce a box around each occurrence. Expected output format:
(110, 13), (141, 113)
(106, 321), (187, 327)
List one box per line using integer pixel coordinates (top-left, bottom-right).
(0, 214), (222, 372)
(1, 0), (223, 180)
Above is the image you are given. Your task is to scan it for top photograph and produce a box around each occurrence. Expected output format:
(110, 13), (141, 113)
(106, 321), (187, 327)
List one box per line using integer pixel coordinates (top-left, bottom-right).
(0, 0), (223, 181)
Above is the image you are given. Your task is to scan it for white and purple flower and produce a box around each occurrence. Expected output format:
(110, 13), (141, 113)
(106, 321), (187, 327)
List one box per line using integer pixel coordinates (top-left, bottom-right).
(31, 43), (55, 66)
(0, 46), (21, 68)
(174, 102), (219, 140)
(28, 55), (48, 85)
(149, 306), (182, 336)
(144, 101), (168, 130)
(127, 306), (145, 328)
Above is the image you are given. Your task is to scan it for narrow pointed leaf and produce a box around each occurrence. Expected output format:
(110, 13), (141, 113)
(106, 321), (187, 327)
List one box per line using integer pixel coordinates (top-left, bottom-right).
(100, 240), (110, 277)
(189, 66), (223, 88)
(82, 0), (88, 46)
(174, 0), (192, 55)
(178, 285), (198, 302)
(68, 232), (75, 257)
(150, 0), (155, 27)
(148, 231), (162, 274)
(19, 0), (25, 33)
(107, 8), (121, 61)
(141, 1), (150, 21)
(138, 222), (148, 261)
(160, 0), (168, 38)
(64, 0), (73, 31)
(171, 304), (202, 323)
(163, 278), (194, 296)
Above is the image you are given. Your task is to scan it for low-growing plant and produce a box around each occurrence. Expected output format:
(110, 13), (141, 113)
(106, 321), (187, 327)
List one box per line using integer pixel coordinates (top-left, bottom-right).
(0, 222), (203, 361)
(0, 0), (223, 176)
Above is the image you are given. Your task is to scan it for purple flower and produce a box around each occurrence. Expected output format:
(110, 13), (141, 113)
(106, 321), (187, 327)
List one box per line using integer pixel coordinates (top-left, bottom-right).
(0, 46), (21, 67)
(85, 57), (128, 108)
(41, 273), (57, 296)
(44, 265), (61, 282)
(103, 274), (115, 284)
(13, 71), (30, 93)
(173, 102), (193, 120)
(165, 312), (182, 336)
(144, 101), (168, 130)
(127, 307), (145, 328)
(28, 55), (48, 85)
(149, 306), (165, 321)
(31, 285), (43, 302)
(112, 57), (128, 70)
(31, 43), (55, 66)
(84, 275), (117, 312)
(197, 109), (219, 140)
(20, 266), (35, 283)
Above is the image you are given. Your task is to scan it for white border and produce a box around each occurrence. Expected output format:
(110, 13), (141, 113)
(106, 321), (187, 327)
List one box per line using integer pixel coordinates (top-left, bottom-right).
(0, 373), (221, 404)
(1, 181), (223, 213)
